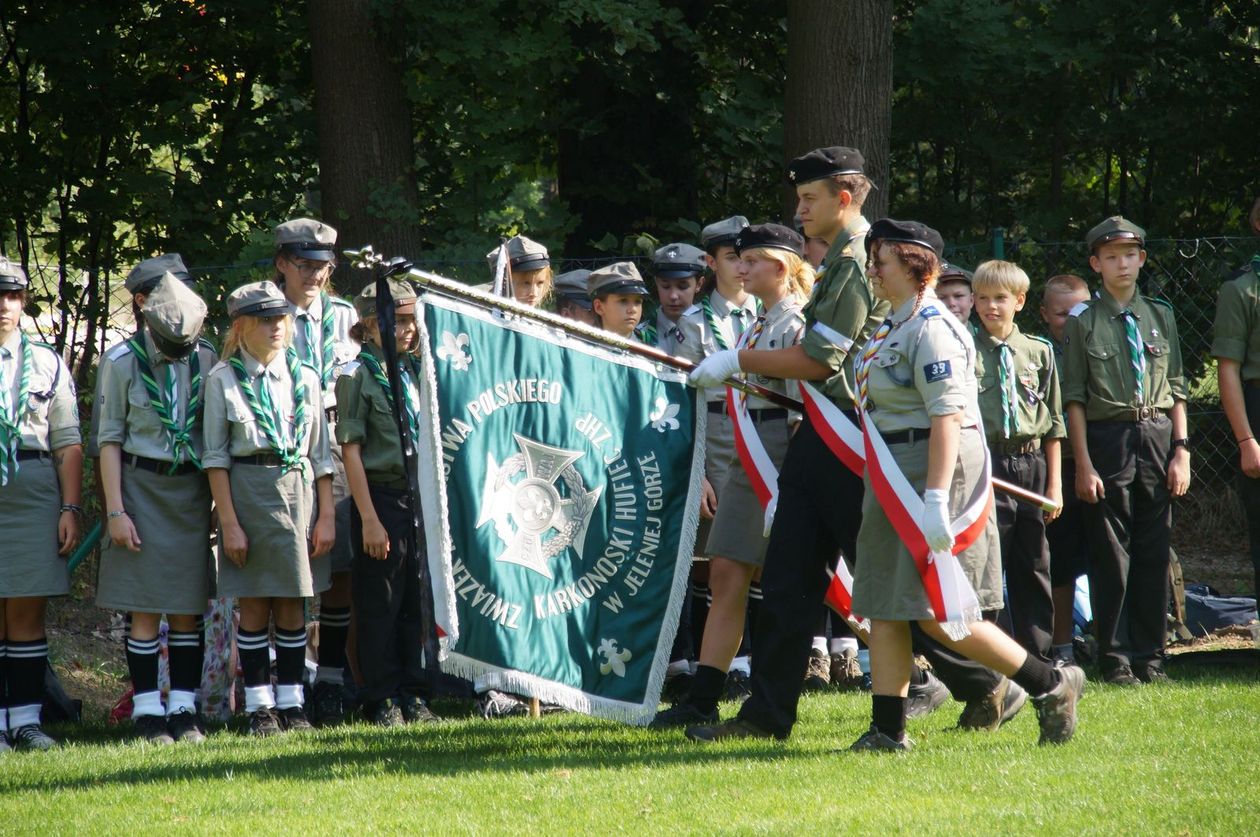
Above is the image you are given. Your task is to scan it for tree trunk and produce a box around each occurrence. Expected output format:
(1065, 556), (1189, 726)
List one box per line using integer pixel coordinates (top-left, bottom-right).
(785, 0), (893, 221)
(307, 0), (425, 292)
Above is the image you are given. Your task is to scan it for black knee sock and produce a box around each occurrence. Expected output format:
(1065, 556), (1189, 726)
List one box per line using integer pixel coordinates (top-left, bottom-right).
(6, 638), (48, 720)
(872, 694), (907, 740)
(274, 627), (308, 686)
(909, 664), (928, 687)
(1012, 655), (1059, 697)
(237, 628), (271, 688)
(125, 635), (161, 695)
(742, 582), (763, 656)
(0, 640), (8, 726)
(317, 606), (350, 672)
(688, 665), (727, 715)
(689, 583), (710, 656)
(167, 630), (204, 700)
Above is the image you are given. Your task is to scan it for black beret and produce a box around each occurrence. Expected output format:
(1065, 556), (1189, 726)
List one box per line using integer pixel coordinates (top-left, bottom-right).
(734, 223), (805, 258)
(866, 218), (944, 257)
(787, 146), (865, 185)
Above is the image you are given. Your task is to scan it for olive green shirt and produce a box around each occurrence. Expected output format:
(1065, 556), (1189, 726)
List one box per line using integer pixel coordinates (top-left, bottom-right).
(94, 332), (218, 461)
(1062, 289), (1187, 420)
(800, 216), (889, 408)
(1210, 261), (1260, 382)
(974, 324), (1065, 444)
(334, 344), (422, 485)
(0, 331), (80, 451)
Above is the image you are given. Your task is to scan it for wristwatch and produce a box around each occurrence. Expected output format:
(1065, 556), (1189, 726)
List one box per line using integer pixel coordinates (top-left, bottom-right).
(1171, 437), (1191, 451)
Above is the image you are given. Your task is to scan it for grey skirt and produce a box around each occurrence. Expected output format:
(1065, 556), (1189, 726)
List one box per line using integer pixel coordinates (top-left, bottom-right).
(96, 464), (212, 615)
(851, 427), (1002, 621)
(695, 408), (736, 554)
(705, 416), (792, 567)
(0, 455), (68, 597)
(216, 463), (330, 598)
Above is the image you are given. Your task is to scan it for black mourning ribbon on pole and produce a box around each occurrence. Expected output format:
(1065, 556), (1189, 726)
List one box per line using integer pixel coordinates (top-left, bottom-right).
(374, 259), (441, 678)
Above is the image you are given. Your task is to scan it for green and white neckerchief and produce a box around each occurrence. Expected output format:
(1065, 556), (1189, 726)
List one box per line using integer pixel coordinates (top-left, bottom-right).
(228, 348), (307, 472)
(0, 336), (32, 486)
(1119, 308), (1146, 402)
(298, 294), (337, 390)
(635, 320), (658, 346)
(357, 349), (422, 444)
(997, 342), (1018, 439)
(127, 336), (202, 473)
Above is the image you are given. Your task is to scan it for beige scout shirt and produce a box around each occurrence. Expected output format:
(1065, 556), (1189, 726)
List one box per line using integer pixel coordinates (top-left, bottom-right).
(94, 332), (218, 461)
(862, 290), (982, 435)
(801, 217), (889, 408)
(288, 293), (359, 403)
(0, 331), (80, 451)
(334, 344), (421, 486)
(678, 291), (758, 400)
(201, 350), (334, 477)
(1062, 289), (1187, 421)
(738, 295), (806, 411)
(1211, 262), (1260, 382)
(974, 324), (1065, 445)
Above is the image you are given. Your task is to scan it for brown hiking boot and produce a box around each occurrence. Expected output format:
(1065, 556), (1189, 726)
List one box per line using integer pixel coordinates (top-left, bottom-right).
(957, 677), (1027, 731)
(803, 649), (831, 691)
(1032, 664), (1085, 745)
(829, 649), (864, 691)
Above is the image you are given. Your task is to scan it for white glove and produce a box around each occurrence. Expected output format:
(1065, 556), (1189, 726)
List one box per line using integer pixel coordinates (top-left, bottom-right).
(921, 488), (954, 554)
(688, 349), (742, 388)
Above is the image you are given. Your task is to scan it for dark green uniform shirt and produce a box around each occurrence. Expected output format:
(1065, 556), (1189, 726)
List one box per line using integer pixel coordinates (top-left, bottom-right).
(1062, 289), (1187, 420)
(334, 343), (421, 486)
(1210, 259), (1260, 382)
(1048, 334), (1073, 459)
(800, 216), (889, 407)
(974, 324), (1065, 445)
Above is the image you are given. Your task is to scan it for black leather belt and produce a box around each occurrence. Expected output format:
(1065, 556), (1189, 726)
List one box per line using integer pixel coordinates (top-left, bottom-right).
(126, 453), (201, 477)
(990, 439), (1041, 456)
(233, 453), (286, 467)
(15, 449), (47, 461)
(707, 401), (726, 414)
(879, 427), (930, 445)
(707, 401), (789, 422)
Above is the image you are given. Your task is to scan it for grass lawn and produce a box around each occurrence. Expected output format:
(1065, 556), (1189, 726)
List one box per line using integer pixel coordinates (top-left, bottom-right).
(3, 664), (1258, 835)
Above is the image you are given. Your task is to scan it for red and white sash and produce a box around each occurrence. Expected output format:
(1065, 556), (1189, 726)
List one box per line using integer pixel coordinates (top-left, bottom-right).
(725, 387), (780, 538)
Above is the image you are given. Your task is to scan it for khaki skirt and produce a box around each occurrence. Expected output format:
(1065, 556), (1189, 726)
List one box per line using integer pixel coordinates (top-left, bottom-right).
(695, 407), (736, 553)
(0, 455), (68, 597)
(96, 463), (213, 615)
(851, 427), (1002, 621)
(704, 416), (792, 567)
(216, 462), (330, 598)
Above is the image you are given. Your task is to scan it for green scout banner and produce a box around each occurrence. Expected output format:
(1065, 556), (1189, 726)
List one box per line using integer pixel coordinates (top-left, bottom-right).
(414, 294), (706, 723)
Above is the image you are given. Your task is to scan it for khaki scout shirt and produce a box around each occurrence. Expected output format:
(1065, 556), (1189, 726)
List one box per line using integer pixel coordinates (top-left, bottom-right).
(1062, 289), (1187, 420)
(801, 217), (889, 408)
(202, 349), (334, 477)
(648, 310), (691, 359)
(334, 344), (422, 486)
(974, 324), (1065, 444)
(678, 291), (758, 400)
(0, 331), (80, 451)
(94, 332), (218, 461)
(738, 295), (806, 411)
(288, 293), (359, 404)
(1211, 261), (1260, 382)
(862, 290), (982, 435)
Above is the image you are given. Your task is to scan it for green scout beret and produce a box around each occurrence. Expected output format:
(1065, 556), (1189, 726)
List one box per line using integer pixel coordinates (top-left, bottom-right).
(699, 216), (750, 250)
(0, 256), (28, 292)
(787, 146), (865, 185)
(554, 269), (593, 309)
(735, 223), (805, 258)
(867, 218), (944, 257)
(486, 235), (550, 274)
(588, 262), (649, 300)
(274, 217), (338, 261)
(227, 280), (289, 318)
(126, 253), (192, 295)
(354, 279), (417, 319)
(1086, 216), (1146, 252)
(142, 273), (207, 359)
(653, 243), (707, 278)
(938, 262), (974, 285)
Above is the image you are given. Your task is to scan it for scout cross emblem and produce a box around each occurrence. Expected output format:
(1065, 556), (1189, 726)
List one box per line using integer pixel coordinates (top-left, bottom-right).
(477, 434), (602, 579)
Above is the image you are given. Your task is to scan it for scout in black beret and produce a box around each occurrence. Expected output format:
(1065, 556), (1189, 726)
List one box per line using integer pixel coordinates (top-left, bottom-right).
(734, 224), (805, 259)
(787, 146), (865, 185)
(866, 218), (945, 257)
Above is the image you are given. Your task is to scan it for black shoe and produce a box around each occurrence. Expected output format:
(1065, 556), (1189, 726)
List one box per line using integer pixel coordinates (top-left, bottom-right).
(723, 669), (752, 701)
(906, 670), (950, 719)
(10, 724), (58, 751)
(1103, 664), (1141, 686)
(662, 670), (694, 704)
(650, 702), (719, 729)
(134, 714), (175, 745)
(1135, 664), (1168, 684)
(1033, 664), (1085, 745)
(849, 724), (913, 752)
(311, 681), (346, 727)
(371, 699), (404, 727)
(400, 696), (441, 723)
(277, 706), (314, 732)
(248, 707), (282, 738)
(685, 716), (778, 743)
(167, 709), (207, 744)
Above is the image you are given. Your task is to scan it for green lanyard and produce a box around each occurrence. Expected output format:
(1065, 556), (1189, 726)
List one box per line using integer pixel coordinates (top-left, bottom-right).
(0, 336), (32, 486)
(635, 320), (658, 346)
(127, 336), (202, 472)
(357, 350), (422, 443)
(300, 294), (337, 389)
(228, 348), (307, 472)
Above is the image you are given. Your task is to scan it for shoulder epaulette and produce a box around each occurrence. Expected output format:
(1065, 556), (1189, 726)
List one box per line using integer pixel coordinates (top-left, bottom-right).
(1027, 333), (1054, 348)
(681, 304), (701, 317)
(1224, 264), (1251, 282)
(341, 359), (361, 376)
(104, 342), (133, 362)
(197, 336), (216, 350)
(1068, 301), (1090, 318)
(1147, 296), (1174, 310)
(918, 305), (941, 319)
(327, 295), (354, 308)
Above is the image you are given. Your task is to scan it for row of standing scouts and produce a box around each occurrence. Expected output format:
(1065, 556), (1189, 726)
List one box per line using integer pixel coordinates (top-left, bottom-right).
(0, 145), (1257, 753)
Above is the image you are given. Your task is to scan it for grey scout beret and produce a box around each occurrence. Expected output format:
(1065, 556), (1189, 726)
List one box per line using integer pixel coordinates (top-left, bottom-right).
(227, 280), (289, 318)
(653, 243), (707, 278)
(274, 217), (338, 261)
(588, 262), (649, 299)
(554, 269), (593, 308)
(126, 253), (192, 295)
(486, 235), (550, 274)
(142, 273), (208, 350)
(699, 216), (750, 250)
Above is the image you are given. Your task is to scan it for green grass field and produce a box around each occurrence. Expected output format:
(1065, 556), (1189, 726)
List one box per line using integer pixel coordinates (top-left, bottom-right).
(3, 665), (1258, 835)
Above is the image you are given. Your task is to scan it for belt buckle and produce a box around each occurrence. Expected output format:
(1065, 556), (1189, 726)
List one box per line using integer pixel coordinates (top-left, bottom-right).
(1137, 406), (1156, 421)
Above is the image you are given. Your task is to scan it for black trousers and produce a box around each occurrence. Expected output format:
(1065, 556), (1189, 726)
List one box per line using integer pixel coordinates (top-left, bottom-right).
(351, 484), (429, 705)
(1084, 415), (1172, 671)
(991, 449), (1054, 663)
(738, 416), (1000, 736)
(1241, 385), (1260, 598)
(1047, 458), (1088, 587)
